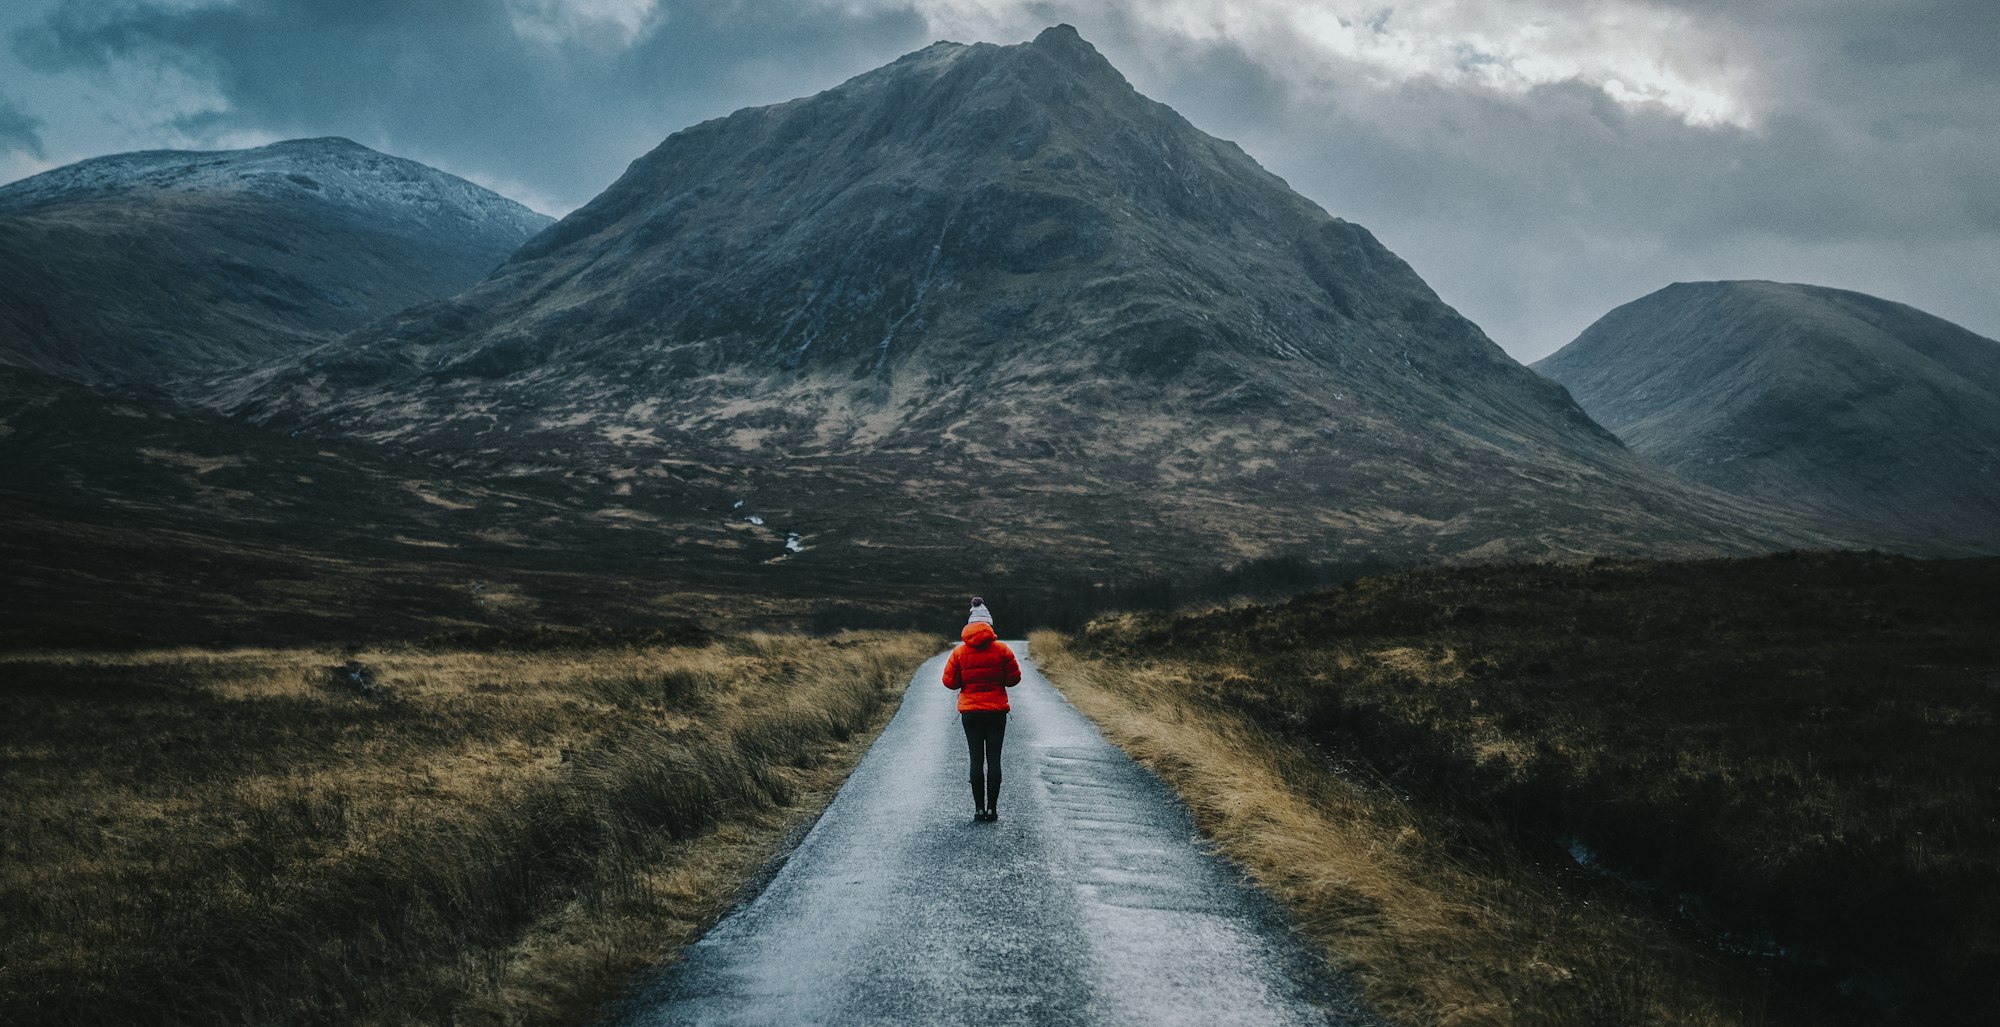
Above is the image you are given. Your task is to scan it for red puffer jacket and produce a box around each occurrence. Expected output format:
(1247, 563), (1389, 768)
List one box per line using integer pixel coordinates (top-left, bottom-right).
(942, 622), (1021, 712)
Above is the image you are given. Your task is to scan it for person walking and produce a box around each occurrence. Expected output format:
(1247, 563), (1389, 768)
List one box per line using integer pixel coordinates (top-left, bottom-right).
(942, 619), (1020, 822)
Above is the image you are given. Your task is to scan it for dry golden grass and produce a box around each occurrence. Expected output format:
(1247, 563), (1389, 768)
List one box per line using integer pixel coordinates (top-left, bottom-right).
(0, 631), (936, 1026)
(1033, 630), (1767, 1027)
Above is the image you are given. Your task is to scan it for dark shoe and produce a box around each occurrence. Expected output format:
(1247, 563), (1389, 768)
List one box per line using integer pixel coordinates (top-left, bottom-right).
(973, 809), (989, 822)
(978, 810), (998, 822)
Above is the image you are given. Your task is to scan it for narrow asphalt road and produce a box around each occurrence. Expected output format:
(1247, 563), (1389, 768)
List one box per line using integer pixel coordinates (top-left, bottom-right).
(611, 641), (1375, 1027)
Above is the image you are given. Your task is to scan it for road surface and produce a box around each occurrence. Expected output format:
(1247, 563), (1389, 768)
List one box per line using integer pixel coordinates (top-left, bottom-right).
(610, 641), (1375, 1026)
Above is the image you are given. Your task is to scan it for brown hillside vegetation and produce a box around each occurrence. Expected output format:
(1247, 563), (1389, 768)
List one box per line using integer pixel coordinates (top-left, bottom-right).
(0, 632), (934, 1026)
(1036, 552), (2000, 1027)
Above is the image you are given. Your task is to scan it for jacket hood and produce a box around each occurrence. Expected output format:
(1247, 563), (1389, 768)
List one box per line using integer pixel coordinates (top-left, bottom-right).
(961, 622), (997, 648)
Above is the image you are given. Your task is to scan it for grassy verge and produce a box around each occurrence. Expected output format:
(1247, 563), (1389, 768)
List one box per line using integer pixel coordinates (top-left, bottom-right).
(1034, 551), (2000, 1027)
(0, 631), (935, 1026)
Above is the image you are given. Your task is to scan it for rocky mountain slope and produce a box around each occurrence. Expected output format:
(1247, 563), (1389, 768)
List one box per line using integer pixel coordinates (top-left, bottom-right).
(0, 137), (551, 385)
(1535, 281), (2000, 554)
(0, 362), (837, 646)
(223, 27), (1824, 578)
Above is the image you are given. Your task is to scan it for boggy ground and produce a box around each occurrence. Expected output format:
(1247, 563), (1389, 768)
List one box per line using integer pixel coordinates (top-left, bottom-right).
(1036, 551), (2000, 1027)
(0, 631), (934, 1026)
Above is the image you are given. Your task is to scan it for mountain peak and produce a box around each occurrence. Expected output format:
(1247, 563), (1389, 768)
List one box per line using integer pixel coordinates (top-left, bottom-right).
(861, 25), (1129, 112)
(364, 25), (1520, 391)
(1031, 23), (1092, 57)
(1021, 23), (1125, 86)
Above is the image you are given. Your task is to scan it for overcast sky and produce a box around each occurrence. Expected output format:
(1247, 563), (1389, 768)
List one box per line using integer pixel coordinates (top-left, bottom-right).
(1, 0), (1994, 360)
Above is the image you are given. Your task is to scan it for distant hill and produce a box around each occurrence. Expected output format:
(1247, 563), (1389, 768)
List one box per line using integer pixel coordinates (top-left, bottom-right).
(1535, 281), (2000, 554)
(222, 26), (1820, 576)
(0, 137), (552, 385)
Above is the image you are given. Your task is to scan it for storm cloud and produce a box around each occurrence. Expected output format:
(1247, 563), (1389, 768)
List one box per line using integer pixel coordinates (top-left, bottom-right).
(4, 0), (1995, 357)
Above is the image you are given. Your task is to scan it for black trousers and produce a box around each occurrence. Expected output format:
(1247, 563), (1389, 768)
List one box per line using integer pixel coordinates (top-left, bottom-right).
(960, 710), (1007, 810)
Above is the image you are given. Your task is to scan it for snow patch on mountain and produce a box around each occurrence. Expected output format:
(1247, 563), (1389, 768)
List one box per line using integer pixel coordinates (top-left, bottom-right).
(0, 137), (550, 237)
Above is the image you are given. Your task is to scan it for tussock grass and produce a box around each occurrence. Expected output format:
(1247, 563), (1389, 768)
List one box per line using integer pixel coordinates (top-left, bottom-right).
(1036, 632), (1761, 1027)
(1036, 552), (2000, 1027)
(0, 631), (935, 1026)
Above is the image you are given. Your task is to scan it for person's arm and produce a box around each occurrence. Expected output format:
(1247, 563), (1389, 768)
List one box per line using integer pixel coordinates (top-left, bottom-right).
(1001, 645), (1022, 688)
(942, 648), (964, 690)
